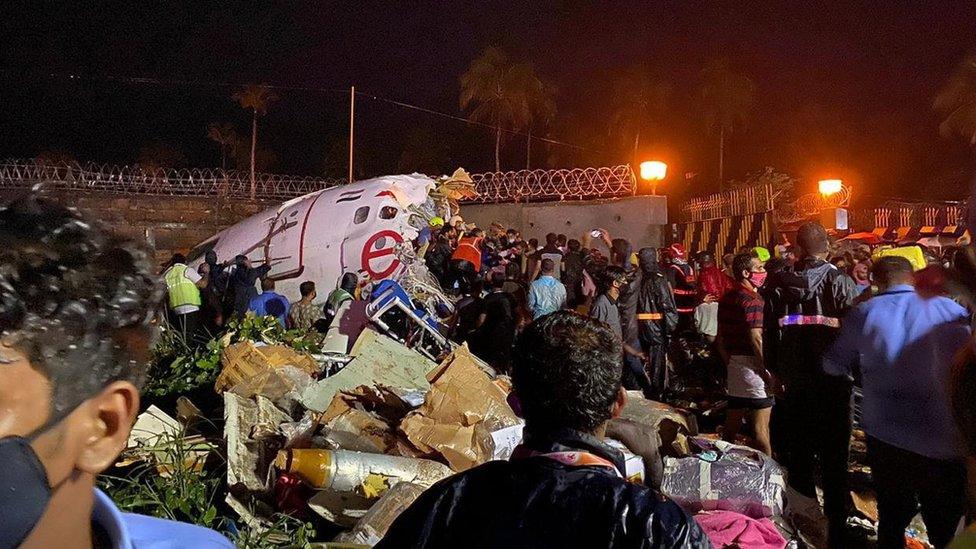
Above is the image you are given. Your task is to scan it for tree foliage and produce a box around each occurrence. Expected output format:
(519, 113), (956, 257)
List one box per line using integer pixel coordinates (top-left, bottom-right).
(207, 122), (239, 169)
(459, 47), (553, 170)
(935, 52), (976, 147)
(233, 85), (279, 117)
(727, 166), (798, 201)
(699, 60), (756, 137)
(607, 67), (672, 161)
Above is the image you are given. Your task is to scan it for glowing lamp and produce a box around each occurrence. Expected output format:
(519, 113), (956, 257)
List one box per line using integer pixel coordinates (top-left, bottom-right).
(640, 161), (667, 181)
(819, 179), (842, 196)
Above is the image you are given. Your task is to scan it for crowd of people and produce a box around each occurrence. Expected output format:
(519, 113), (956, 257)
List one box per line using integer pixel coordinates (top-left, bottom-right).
(151, 212), (976, 547)
(410, 216), (976, 548)
(160, 251), (363, 345)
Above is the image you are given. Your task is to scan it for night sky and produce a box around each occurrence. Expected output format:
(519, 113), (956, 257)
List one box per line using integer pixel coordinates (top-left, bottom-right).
(2, 2), (975, 204)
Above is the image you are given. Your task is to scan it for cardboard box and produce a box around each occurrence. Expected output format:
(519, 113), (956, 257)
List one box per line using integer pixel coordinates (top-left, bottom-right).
(606, 438), (646, 485)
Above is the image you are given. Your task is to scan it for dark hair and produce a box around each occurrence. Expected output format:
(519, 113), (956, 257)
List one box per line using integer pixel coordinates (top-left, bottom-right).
(731, 252), (756, 281)
(490, 271), (506, 289)
(600, 265), (627, 294)
(567, 239), (581, 252)
(170, 253), (187, 266)
(505, 262), (521, 279)
(951, 342), (976, 456)
(512, 311), (622, 433)
(557, 234), (567, 245)
(546, 233), (558, 246)
(764, 257), (789, 274)
(299, 280), (316, 298)
(871, 256), (913, 286)
(540, 258), (555, 273)
(265, 297), (286, 318)
(797, 222), (830, 255)
(529, 238), (539, 248)
(468, 278), (485, 296)
(610, 238), (632, 267)
(339, 272), (358, 294)
(261, 277), (275, 292)
(0, 195), (161, 417)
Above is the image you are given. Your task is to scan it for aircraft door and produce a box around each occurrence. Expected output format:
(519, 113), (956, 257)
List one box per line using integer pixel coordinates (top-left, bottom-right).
(264, 193), (321, 280)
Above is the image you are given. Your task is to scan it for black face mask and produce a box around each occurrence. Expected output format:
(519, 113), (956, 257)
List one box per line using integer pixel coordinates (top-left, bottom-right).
(0, 409), (75, 547)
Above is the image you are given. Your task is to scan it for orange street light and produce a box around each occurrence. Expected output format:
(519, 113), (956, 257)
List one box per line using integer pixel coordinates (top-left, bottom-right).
(640, 160), (667, 195)
(819, 179), (843, 196)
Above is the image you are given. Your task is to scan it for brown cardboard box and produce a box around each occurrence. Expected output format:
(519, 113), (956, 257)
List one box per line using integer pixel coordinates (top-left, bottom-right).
(399, 345), (520, 471)
(215, 341), (320, 393)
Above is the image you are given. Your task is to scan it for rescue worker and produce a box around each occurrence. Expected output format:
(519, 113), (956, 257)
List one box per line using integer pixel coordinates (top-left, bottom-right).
(162, 253), (207, 343)
(662, 243), (697, 382)
(771, 221), (859, 546)
(610, 236), (645, 396)
(323, 272), (358, 328)
(636, 247), (680, 399)
(450, 229), (483, 294)
(663, 243), (697, 330)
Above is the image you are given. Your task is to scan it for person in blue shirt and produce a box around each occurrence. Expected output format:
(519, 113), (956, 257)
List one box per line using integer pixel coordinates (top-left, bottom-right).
(824, 255), (970, 549)
(527, 258), (566, 319)
(0, 195), (233, 548)
(248, 277), (291, 327)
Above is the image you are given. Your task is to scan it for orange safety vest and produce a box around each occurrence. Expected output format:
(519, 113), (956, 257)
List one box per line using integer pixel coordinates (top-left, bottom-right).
(452, 236), (483, 271)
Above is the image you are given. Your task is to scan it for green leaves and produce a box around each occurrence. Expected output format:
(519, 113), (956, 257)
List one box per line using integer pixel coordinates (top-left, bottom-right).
(146, 314), (321, 398)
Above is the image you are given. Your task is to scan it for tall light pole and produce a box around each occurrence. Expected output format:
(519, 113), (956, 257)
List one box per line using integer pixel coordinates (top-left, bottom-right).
(640, 160), (667, 195)
(348, 86), (355, 183)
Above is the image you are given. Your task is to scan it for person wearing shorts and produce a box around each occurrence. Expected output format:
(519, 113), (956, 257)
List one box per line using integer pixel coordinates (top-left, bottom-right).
(716, 252), (776, 455)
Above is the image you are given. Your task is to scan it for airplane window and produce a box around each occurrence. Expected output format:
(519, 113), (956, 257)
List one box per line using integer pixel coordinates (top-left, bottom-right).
(379, 206), (397, 220)
(353, 206), (370, 224)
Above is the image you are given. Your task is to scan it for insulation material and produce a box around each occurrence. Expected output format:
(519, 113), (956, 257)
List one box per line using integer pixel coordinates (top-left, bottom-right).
(224, 393), (291, 493)
(300, 328), (434, 413)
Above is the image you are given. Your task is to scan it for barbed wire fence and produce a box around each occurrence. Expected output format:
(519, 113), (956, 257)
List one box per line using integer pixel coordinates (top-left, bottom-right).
(0, 159), (346, 200)
(465, 165), (636, 203)
(0, 159), (637, 203)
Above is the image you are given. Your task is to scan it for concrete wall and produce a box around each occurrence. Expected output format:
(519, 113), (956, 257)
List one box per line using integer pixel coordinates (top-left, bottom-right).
(462, 195), (668, 248)
(0, 190), (273, 265)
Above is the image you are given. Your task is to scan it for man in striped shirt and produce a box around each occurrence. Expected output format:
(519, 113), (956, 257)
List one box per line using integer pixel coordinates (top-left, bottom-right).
(716, 252), (775, 456)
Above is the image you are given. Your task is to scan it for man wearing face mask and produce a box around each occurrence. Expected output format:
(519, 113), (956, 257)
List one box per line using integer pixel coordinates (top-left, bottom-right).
(0, 195), (232, 548)
(716, 252), (775, 455)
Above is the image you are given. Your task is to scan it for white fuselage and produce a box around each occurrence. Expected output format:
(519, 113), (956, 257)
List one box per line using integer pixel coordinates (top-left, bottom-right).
(189, 174), (435, 300)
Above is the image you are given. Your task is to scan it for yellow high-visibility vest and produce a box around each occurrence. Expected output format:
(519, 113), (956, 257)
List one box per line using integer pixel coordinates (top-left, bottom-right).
(164, 263), (201, 309)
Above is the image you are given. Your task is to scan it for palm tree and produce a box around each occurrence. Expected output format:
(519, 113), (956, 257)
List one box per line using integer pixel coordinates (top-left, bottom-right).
(459, 47), (550, 172)
(935, 52), (976, 148)
(699, 61), (756, 190)
(608, 68), (672, 166)
(232, 85), (279, 198)
(206, 122), (238, 170)
(526, 83), (556, 170)
(136, 142), (187, 170)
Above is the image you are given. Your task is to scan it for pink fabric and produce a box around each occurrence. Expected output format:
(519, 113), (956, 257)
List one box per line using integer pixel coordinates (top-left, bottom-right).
(693, 510), (786, 549)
